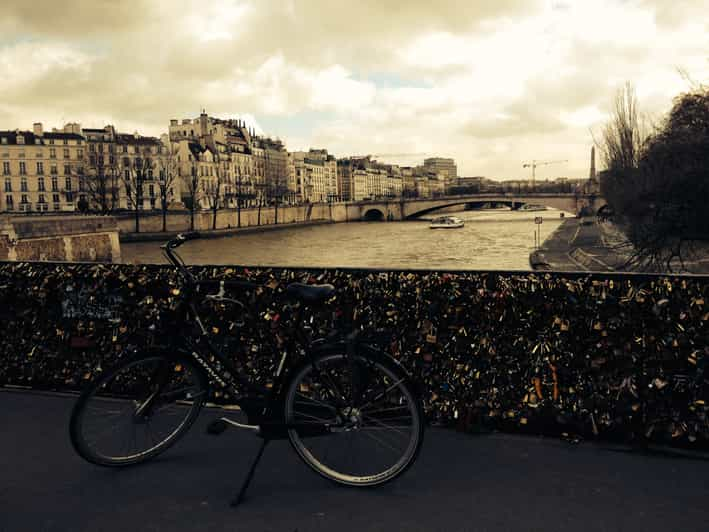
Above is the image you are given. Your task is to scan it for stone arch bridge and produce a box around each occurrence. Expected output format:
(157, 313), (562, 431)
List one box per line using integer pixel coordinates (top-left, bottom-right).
(341, 193), (606, 222)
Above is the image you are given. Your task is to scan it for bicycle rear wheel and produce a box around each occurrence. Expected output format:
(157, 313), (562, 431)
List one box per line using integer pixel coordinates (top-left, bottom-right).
(284, 351), (424, 486)
(70, 354), (208, 467)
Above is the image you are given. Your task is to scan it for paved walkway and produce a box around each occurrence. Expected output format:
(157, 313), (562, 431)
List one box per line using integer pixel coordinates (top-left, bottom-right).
(537, 218), (632, 272)
(2, 390), (708, 531)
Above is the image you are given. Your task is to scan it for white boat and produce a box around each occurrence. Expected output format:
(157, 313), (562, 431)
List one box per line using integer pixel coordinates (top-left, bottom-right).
(519, 204), (548, 211)
(429, 216), (465, 229)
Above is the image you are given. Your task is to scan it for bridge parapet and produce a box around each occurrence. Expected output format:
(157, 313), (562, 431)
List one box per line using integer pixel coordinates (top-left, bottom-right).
(0, 261), (706, 450)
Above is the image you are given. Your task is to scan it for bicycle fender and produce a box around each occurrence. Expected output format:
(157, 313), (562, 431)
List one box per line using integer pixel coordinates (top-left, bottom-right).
(306, 340), (424, 401)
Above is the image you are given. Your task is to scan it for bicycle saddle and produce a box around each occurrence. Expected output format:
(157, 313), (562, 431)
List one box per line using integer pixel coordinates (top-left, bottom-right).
(285, 283), (335, 303)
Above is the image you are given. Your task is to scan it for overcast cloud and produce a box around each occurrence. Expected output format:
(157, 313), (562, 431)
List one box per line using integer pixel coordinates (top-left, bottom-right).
(1, 0), (707, 178)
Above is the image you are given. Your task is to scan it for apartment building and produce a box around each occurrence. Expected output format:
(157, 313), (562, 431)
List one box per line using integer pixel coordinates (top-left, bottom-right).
(0, 123), (84, 213)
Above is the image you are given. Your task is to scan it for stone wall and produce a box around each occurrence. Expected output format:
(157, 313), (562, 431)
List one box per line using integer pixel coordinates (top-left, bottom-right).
(0, 216), (121, 262)
(1, 262), (708, 451)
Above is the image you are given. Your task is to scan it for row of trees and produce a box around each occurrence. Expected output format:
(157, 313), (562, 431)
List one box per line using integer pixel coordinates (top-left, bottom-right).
(596, 81), (709, 271)
(78, 147), (291, 233)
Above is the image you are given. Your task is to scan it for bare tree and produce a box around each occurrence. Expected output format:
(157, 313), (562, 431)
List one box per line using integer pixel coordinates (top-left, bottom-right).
(76, 149), (120, 214)
(121, 148), (154, 233)
(595, 82), (709, 271)
(182, 161), (201, 231)
(205, 160), (229, 230)
(155, 144), (180, 232)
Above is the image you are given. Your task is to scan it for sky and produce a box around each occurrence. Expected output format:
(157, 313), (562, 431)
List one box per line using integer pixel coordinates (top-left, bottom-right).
(1, 0), (707, 180)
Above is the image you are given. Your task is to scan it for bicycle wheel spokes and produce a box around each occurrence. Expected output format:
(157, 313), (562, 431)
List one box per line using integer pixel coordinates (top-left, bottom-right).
(286, 353), (422, 486)
(74, 356), (207, 465)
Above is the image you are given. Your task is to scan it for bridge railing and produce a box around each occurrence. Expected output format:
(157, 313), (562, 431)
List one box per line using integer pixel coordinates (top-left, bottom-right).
(1, 261), (707, 451)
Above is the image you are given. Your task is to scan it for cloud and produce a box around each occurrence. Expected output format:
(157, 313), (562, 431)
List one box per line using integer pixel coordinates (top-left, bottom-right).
(0, 0), (708, 179)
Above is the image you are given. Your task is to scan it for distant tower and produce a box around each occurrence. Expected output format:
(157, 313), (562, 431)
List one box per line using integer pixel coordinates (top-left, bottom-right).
(589, 146), (596, 181)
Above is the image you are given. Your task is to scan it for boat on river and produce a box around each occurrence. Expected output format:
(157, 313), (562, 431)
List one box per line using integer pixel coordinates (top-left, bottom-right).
(429, 216), (465, 229)
(519, 204), (548, 211)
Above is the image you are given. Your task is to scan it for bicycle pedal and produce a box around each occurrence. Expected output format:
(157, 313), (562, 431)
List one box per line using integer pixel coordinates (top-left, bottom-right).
(206, 418), (229, 435)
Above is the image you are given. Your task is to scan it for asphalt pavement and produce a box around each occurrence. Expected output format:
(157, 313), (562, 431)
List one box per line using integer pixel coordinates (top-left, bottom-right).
(1, 390), (708, 532)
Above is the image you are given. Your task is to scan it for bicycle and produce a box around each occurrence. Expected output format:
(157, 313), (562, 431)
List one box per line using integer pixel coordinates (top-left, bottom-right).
(69, 232), (425, 506)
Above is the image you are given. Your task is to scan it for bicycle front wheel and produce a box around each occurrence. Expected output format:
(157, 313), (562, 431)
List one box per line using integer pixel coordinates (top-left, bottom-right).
(70, 354), (208, 467)
(284, 351), (424, 487)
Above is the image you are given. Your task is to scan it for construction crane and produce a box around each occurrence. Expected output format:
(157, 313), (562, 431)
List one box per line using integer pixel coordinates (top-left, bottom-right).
(522, 159), (568, 191)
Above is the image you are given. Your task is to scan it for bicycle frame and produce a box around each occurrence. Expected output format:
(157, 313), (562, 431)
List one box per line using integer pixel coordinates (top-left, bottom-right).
(159, 235), (335, 431)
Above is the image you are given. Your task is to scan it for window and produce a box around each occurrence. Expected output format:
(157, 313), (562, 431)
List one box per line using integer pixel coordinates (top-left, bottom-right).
(89, 155), (96, 165)
(122, 145), (127, 153)
(63, 139), (68, 145)
(109, 155), (114, 165)
(2, 162), (9, 175)
(124, 169), (130, 180)
(149, 184), (155, 197)
(77, 149), (83, 158)
(89, 144), (95, 153)
(19, 162), (26, 175)
(35, 139), (41, 145)
(48, 139), (54, 145)
(38, 194), (45, 204)
(1, 138), (6, 145)
(53, 193), (60, 204)
(4, 178), (11, 192)
(36, 162), (44, 174)
(38, 177), (45, 191)
(50, 165), (58, 175)
(6, 195), (13, 209)
(64, 165), (71, 175)
(63, 148), (69, 158)
(51, 176), (58, 191)
(66, 191), (73, 202)
(21, 194), (28, 204)
(20, 177), (28, 192)
(65, 177), (72, 191)
(150, 197), (156, 209)
(78, 179), (85, 192)
(36, 151), (43, 158)
(98, 155), (104, 166)
(50, 148), (56, 158)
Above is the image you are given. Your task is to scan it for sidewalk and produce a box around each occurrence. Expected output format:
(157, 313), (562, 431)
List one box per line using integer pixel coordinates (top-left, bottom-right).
(533, 217), (632, 272)
(2, 390), (708, 532)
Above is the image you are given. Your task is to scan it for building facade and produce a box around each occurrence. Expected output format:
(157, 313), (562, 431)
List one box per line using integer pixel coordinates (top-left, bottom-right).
(1, 123), (85, 214)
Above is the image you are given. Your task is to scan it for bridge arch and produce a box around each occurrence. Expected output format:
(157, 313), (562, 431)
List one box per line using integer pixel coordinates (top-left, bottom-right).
(363, 208), (385, 221)
(404, 198), (575, 219)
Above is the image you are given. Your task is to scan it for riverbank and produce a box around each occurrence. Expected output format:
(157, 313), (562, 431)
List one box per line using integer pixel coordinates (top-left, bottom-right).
(120, 219), (334, 243)
(530, 217), (631, 272)
(531, 217), (709, 273)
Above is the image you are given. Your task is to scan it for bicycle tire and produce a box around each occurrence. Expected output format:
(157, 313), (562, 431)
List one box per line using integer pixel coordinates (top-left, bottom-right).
(69, 353), (209, 467)
(284, 350), (424, 487)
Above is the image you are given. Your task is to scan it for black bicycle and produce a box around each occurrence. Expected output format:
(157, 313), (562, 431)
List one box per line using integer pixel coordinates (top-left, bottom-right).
(69, 232), (425, 506)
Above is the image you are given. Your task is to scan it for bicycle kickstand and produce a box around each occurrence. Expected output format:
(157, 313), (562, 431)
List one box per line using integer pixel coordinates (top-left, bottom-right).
(231, 438), (270, 507)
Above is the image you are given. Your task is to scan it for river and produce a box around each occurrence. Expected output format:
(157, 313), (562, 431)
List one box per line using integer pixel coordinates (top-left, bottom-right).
(121, 207), (569, 270)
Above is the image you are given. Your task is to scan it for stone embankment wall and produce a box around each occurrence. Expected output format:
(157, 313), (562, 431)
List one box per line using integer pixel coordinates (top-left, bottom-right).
(0, 216), (121, 262)
(115, 203), (366, 235)
(1, 262), (708, 451)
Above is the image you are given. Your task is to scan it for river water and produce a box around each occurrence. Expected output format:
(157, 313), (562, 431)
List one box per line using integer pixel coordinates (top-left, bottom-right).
(121, 208), (569, 270)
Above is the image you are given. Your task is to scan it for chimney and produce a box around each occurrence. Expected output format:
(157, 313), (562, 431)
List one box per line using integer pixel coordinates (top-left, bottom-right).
(33, 123), (43, 136)
(199, 110), (208, 137)
(170, 119), (178, 126)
